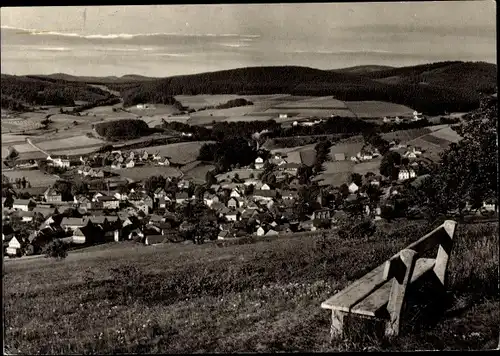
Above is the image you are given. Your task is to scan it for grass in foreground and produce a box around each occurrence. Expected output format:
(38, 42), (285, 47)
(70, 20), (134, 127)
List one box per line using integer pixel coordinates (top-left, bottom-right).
(3, 221), (498, 353)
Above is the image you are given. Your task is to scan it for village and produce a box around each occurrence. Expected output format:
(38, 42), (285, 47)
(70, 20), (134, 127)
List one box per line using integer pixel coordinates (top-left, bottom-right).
(4, 130), (493, 259)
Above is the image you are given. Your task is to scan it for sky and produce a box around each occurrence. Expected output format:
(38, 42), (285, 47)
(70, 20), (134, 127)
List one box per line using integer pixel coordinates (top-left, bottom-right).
(0, 2), (496, 77)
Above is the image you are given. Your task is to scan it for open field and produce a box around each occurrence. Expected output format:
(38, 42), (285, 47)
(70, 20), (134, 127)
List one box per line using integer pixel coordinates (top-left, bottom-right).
(381, 128), (433, 143)
(34, 135), (105, 151)
(429, 126), (462, 143)
(181, 161), (216, 183)
(321, 160), (355, 175)
(4, 221), (497, 353)
(187, 116), (228, 126)
(352, 158), (382, 176)
(125, 141), (214, 165)
(329, 141), (364, 158)
(344, 101), (415, 118)
(313, 172), (352, 187)
(105, 166), (182, 181)
(2, 169), (59, 187)
(264, 107), (356, 118)
(270, 96), (347, 109)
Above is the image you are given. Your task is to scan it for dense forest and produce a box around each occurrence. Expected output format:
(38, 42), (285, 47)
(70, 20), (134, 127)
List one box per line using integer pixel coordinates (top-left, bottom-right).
(101, 62), (496, 115)
(1, 74), (116, 110)
(94, 119), (151, 141)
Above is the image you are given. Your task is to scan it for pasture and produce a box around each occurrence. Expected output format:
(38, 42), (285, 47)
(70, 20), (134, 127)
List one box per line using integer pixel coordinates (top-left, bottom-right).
(313, 172), (352, 187)
(2, 169), (58, 187)
(344, 101), (415, 118)
(128, 141), (215, 165)
(352, 158), (382, 176)
(381, 128), (432, 143)
(5, 221), (496, 353)
(34, 135), (105, 151)
(329, 141), (364, 158)
(270, 96), (347, 109)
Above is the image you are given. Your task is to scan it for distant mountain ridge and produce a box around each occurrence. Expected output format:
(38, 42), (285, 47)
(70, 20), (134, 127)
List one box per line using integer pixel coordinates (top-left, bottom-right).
(1, 61), (496, 115)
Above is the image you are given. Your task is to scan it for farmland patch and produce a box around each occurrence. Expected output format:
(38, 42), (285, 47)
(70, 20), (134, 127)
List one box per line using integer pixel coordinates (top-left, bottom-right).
(430, 126), (462, 143)
(125, 141), (215, 165)
(107, 166), (182, 182)
(345, 101), (415, 118)
(3, 169), (58, 187)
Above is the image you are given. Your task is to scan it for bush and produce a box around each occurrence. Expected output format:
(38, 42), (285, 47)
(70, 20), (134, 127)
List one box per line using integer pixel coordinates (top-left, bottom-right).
(42, 239), (68, 260)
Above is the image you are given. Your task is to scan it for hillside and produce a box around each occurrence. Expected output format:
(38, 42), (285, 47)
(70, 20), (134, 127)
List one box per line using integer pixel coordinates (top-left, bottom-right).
(34, 73), (158, 84)
(364, 61), (497, 93)
(3, 221), (498, 353)
(0, 74), (117, 110)
(104, 63), (496, 115)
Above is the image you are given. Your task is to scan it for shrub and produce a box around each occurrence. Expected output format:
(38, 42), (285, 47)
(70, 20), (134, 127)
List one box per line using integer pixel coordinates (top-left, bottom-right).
(42, 239), (68, 260)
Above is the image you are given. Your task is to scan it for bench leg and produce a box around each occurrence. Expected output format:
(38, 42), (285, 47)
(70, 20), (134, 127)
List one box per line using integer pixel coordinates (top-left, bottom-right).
(330, 310), (345, 339)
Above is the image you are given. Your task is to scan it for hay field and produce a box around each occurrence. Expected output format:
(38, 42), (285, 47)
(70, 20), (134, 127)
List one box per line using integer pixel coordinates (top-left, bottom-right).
(345, 101), (415, 118)
(187, 116), (228, 126)
(129, 141), (215, 165)
(1, 134), (31, 144)
(3, 169), (58, 187)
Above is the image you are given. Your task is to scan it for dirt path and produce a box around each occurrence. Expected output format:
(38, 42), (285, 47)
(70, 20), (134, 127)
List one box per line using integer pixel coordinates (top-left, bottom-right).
(26, 138), (50, 158)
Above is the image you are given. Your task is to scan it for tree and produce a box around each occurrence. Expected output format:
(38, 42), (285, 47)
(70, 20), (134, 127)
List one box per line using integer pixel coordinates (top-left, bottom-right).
(144, 175), (166, 195)
(339, 183), (350, 199)
(350, 173), (363, 187)
(380, 151), (401, 180)
(42, 239), (68, 260)
(205, 170), (217, 186)
(71, 181), (89, 196)
(53, 180), (73, 201)
(194, 185), (206, 201)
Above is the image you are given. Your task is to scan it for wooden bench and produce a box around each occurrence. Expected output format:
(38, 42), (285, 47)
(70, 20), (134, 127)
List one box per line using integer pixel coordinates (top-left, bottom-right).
(321, 220), (457, 339)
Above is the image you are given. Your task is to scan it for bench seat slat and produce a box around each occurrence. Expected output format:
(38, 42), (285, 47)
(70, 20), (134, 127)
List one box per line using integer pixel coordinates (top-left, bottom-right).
(321, 262), (388, 312)
(321, 258), (436, 314)
(351, 258), (436, 317)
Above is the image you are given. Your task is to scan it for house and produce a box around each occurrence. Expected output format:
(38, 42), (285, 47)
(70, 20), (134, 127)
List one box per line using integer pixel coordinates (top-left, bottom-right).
(312, 209), (332, 221)
(348, 182), (359, 193)
(398, 168), (416, 181)
(176, 192), (190, 205)
(230, 188), (242, 198)
(225, 210), (240, 222)
(60, 217), (89, 232)
(299, 220), (316, 232)
(44, 187), (63, 203)
(152, 152), (162, 161)
(72, 224), (100, 244)
(153, 188), (167, 200)
(253, 189), (277, 201)
(334, 153), (346, 161)
(217, 230), (231, 240)
(128, 227), (144, 241)
(6, 236), (25, 256)
(158, 196), (171, 209)
(96, 196), (120, 210)
(281, 190), (298, 200)
(145, 235), (166, 246)
(18, 211), (35, 223)
(281, 163), (301, 175)
(210, 184), (221, 193)
(111, 161), (122, 169)
(158, 158), (170, 166)
(256, 226), (266, 236)
(114, 192), (129, 201)
(12, 199), (34, 212)
(142, 151), (149, 161)
(254, 157), (265, 169)
(47, 156), (70, 168)
(203, 193), (220, 207)
(227, 197), (239, 209)
(125, 158), (135, 168)
(265, 229), (278, 237)
(260, 184), (271, 191)
(74, 195), (92, 210)
(93, 169), (105, 178)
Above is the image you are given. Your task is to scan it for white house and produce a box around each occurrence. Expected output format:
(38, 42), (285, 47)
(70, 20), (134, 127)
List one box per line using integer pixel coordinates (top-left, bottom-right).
(348, 182), (359, 194)
(254, 157), (265, 170)
(260, 183), (271, 190)
(6, 236), (24, 256)
(125, 159), (135, 168)
(256, 226), (266, 236)
(47, 156), (70, 168)
(158, 158), (170, 166)
(398, 169), (417, 181)
(230, 189), (242, 198)
(279, 113), (288, 119)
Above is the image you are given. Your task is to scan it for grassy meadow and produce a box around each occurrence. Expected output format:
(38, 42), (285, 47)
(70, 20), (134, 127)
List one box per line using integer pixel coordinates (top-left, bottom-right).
(3, 220), (498, 353)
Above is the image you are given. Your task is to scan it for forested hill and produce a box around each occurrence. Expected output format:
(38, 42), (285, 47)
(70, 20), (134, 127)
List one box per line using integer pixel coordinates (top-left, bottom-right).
(107, 63), (497, 114)
(362, 61), (497, 92)
(0, 74), (118, 110)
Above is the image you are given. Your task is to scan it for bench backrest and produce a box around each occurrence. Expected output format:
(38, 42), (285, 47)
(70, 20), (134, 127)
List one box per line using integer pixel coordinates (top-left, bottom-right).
(383, 220), (457, 286)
